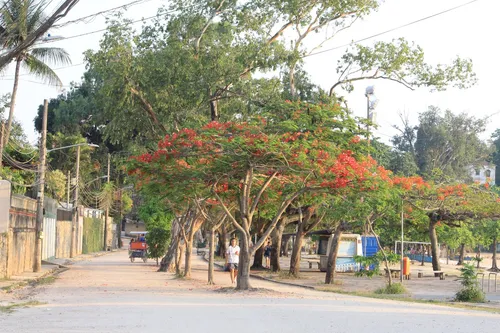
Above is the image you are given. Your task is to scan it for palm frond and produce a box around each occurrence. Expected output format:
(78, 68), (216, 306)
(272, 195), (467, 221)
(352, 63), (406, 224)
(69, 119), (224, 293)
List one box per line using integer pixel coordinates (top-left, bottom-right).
(22, 53), (63, 87)
(30, 47), (71, 66)
(0, 0), (48, 47)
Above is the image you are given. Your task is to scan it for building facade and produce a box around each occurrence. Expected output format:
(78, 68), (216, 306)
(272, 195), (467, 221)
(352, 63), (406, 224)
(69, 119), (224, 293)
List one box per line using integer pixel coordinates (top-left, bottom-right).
(470, 163), (496, 185)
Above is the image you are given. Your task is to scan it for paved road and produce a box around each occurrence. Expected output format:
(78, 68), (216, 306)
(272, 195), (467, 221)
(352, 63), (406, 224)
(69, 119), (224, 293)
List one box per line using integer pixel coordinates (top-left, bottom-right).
(1, 250), (499, 332)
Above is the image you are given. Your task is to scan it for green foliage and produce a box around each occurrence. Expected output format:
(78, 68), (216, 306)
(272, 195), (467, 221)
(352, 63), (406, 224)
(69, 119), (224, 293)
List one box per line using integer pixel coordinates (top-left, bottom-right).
(82, 217), (103, 254)
(491, 130), (500, 186)
(138, 196), (173, 230)
(393, 106), (490, 182)
(334, 38), (476, 94)
(374, 283), (407, 295)
(45, 170), (67, 200)
(354, 252), (400, 277)
(455, 264), (485, 302)
(146, 227), (171, 262)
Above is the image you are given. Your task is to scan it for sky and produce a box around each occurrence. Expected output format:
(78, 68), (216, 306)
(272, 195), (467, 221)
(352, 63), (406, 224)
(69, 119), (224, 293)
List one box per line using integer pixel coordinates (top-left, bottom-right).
(0, 0), (497, 145)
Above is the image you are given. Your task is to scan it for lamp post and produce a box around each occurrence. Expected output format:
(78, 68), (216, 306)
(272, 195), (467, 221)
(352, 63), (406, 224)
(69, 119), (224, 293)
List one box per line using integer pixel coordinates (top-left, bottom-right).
(364, 86), (379, 144)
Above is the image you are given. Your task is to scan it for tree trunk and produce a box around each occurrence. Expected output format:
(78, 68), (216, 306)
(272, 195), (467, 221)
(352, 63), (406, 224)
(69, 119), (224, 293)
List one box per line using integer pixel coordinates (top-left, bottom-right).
(325, 223), (343, 284)
(210, 98), (219, 121)
(236, 234), (252, 290)
(270, 220), (286, 272)
(429, 221), (441, 272)
(208, 228), (216, 284)
(158, 231), (179, 272)
(476, 248), (481, 269)
(289, 231), (305, 277)
(491, 237), (498, 272)
(251, 220), (267, 269)
(217, 225), (228, 258)
(289, 62), (297, 99)
(175, 240), (184, 276)
(457, 244), (465, 266)
(252, 244), (264, 269)
(421, 244), (425, 266)
(184, 238), (193, 278)
(5, 57), (22, 146)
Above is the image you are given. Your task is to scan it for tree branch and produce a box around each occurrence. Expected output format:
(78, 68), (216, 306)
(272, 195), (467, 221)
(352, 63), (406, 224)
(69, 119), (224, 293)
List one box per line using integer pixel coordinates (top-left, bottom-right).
(249, 171), (277, 218)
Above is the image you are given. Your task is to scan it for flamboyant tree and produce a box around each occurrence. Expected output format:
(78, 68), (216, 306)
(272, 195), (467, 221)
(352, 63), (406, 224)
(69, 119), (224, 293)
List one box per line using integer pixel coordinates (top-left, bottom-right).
(407, 182), (500, 272)
(129, 101), (395, 290)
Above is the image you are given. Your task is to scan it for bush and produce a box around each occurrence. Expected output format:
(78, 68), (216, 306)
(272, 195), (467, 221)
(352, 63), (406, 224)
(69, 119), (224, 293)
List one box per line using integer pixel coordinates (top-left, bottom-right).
(374, 283), (407, 295)
(455, 264), (485, 302)
(455, 287), (485, 302)
(146, 227), (171, 264)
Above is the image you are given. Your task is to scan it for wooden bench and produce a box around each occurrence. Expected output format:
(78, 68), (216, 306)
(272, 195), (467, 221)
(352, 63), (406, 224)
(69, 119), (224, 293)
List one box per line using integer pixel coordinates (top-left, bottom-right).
(384, 268), (401, 278)
(307, 260), (321, 269)
(433, 271), (445, 280)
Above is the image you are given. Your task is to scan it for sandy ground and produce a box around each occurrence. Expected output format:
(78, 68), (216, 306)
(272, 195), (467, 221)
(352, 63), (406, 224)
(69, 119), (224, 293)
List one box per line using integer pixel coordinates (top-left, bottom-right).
(0, 249), (500, 332)
(243, 253), (500, 302)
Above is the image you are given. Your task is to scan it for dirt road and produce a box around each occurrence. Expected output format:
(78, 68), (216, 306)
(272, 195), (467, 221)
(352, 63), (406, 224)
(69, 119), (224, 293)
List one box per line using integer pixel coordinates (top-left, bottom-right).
(1, 250), (498, 332)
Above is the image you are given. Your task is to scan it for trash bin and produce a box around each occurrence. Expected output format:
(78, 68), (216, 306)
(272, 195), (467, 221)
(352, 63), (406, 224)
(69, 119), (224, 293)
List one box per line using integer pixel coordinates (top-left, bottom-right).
(403, 257), (410, 278)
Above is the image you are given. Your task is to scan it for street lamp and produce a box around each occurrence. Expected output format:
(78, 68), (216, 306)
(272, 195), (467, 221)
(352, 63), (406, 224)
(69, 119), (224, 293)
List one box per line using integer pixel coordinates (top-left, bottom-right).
(47, 142), (99, 153)
(364, 86), (379, 143)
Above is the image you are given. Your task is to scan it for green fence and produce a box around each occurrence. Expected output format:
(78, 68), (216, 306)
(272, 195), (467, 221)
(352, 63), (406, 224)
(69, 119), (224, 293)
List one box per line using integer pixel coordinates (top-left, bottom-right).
(82, 217), (103, 254)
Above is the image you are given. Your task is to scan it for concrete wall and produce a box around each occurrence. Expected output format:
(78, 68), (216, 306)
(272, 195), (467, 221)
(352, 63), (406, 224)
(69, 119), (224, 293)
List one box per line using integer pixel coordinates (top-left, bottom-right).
(0, 232), (7, 278)
(56, 220), (72, 258)
(42, 198), (57, 260)
(7, 195), (37, 278)
(0, 181), (10, 278)
(0, 180), (10, 233)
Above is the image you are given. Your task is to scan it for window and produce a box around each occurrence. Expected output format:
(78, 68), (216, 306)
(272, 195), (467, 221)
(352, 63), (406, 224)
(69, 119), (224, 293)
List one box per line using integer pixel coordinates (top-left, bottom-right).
(486, 170), (491, 178)
(475, 169), (481, 176)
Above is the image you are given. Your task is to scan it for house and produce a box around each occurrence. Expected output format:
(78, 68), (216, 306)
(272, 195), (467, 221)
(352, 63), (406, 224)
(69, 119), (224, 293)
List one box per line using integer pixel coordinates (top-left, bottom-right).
(470, 163), (495, 185)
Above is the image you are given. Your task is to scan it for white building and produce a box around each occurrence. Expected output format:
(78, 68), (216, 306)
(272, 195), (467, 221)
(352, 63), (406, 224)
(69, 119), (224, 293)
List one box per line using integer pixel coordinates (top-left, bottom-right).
(470, 163), (496, 185)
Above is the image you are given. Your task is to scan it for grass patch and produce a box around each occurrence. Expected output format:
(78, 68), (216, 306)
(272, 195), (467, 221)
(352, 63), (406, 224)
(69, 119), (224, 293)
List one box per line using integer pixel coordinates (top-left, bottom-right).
(374, 283), (407, 295)
(33, 276), (57, 286)
(1, 282), (27, 293)
(277, 271), (302, 280)
(0, 301), (44, 314)
(316, 288), (500, 314)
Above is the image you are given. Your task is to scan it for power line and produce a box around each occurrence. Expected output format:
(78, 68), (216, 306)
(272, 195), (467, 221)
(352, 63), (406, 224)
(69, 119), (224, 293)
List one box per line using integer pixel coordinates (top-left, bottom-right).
(53, 0), (152, 28)
(41, 7), (179, 44)
(304, 0), (480, 58)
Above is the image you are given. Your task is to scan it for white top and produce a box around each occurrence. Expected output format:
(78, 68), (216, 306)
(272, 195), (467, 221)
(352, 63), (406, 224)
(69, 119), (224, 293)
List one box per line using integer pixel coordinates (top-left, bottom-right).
(226, 245), (240, 264)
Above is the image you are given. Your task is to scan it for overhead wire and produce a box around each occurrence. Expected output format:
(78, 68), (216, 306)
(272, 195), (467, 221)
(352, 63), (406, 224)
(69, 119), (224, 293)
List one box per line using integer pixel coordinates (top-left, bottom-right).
(40, 6), (183, 44)
(53, 0), (152, 28)
(304, 0), (480, 58)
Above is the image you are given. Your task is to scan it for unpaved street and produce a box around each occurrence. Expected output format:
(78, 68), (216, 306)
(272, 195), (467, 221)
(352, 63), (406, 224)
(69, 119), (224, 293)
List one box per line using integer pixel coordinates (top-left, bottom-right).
(1, 250), (499, 333)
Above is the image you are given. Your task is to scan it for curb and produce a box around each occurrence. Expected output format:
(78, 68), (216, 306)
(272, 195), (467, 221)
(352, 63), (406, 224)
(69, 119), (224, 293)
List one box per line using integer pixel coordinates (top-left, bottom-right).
(248, 273), (316, 290)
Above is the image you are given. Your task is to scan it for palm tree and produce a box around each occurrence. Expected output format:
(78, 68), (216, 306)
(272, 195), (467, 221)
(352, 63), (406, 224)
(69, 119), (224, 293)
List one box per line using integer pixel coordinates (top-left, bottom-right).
(0, 0), (71, 146)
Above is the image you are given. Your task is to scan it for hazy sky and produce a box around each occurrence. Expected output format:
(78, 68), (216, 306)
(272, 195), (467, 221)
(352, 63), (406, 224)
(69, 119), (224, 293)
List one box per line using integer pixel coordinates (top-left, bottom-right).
(0, 0), (496, 145)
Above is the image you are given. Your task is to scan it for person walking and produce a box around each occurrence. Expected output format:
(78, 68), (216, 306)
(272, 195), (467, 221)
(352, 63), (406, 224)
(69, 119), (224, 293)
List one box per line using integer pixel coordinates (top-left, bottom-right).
(264, 241), (272, 269)
(226, 238), (240, 284)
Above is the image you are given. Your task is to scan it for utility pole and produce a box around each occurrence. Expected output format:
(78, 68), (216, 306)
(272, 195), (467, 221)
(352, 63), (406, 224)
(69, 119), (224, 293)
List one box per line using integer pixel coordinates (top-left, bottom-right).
(118, 175), (123, 249)
(400, 199), (404, 283)
(104, 153), (110, 251)
(34, 100), (48, 272)
(70, 145), (81, 258)
(66, 171), (70, 208)
(0, 121), (4, 168)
